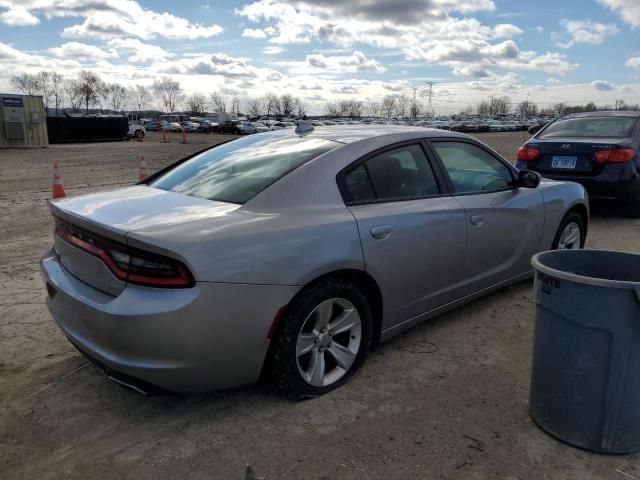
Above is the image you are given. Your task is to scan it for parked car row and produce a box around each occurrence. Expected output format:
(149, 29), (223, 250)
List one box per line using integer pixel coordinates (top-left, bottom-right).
(136, 116), (551, 137)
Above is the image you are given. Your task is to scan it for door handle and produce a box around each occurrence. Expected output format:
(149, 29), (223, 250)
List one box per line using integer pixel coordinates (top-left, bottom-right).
(370, 225), (392, 240)
(470, 215), (484, 227)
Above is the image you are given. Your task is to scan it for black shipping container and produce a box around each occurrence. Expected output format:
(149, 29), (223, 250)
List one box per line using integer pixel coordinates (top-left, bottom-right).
(47, 117), (128, 144)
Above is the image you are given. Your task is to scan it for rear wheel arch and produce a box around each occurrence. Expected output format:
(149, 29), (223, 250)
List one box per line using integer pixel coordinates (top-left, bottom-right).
(273, 269), (384, 347)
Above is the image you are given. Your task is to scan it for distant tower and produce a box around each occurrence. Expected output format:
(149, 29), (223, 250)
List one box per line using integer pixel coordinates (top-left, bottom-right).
(424, 81), (435, 118)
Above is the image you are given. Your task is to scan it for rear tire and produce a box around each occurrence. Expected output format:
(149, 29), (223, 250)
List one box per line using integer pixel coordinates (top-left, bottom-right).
(551, 211), (585, 250)
(269, 279), (372, 400)
(625, 201), (640, 219)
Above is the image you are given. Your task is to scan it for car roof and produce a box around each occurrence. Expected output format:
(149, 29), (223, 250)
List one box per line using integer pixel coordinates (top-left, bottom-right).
(267, 124), (471, 144)
(562, 110), (640, 119)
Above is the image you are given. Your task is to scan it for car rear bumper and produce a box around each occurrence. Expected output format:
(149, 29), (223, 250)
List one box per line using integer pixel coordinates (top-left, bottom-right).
(516, 161), (640, 201)
(40, 247), (299, 394)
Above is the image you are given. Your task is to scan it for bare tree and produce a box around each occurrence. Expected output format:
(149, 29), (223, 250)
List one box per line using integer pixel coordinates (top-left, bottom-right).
(209, 92), (227, 112)
(363, 102), (380, 118)
(245, 98), (262, 117)
(325, 102), (340, 117)
(516, 100), (538, 118)
(344, 99), (363, 118)
(153, 76), (183, 113)
(10, 73), (39, 95)
(395, 94), (409, 118)
(33, 71), (52, 111)
(105, 83), (127, 113)
(132, 85), (149, 118)
(280, 94), (295, 117)
(615, 99), (628, 111)
(49, 72), (64, 116)
(476, 101), (490, 117)
(381, 96), (397, 118)
(489, 96), (511, 116)
(64, 79), (82, 113)
(186, 92), (208, 115)
(293, 97), (307, 117)
(230, 96), (241, 114)
(553, 102), (568, 115)
(409, 95), (422, 119)
(264, 93), (280, 117)
(76, 70), (105, 114)
(461, 105), (474, 117)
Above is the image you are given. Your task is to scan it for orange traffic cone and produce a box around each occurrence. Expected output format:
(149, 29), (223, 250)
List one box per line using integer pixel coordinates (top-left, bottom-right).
(139, 154), (148, 181)
(52, 162), (66, 199)
(181, 128), (187, 144)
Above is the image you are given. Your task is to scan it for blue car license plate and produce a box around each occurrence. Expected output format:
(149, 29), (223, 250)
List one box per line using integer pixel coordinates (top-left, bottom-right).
(551, 156), (577, 169)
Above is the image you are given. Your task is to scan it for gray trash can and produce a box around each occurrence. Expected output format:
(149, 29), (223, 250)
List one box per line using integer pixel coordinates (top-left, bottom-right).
(530, 249), (640, 454)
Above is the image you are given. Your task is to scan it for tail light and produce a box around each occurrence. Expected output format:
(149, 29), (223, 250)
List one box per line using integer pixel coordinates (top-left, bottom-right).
(54, 218), (194, 288)
(594, 148), (637, 164)
(516, 145), (540, 161)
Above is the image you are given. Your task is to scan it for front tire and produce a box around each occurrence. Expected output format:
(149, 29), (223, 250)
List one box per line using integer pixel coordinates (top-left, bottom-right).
(551, 211), (585, 250)
(269, 279), (372, 399)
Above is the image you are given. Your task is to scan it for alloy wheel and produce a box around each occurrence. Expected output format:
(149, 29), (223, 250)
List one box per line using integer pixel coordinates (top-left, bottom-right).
(295, 298), (362, 387)
(558, 221), (581, 249)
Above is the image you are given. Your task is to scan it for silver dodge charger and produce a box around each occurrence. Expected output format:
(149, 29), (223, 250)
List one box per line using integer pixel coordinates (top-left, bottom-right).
(41, 125), (588, 398)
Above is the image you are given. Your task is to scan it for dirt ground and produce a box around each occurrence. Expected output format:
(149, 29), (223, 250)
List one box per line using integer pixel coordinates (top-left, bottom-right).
(0, 131), (639, 480)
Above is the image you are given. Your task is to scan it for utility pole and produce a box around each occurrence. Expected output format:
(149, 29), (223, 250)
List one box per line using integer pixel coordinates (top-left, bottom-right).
(424, 81), (435, 118)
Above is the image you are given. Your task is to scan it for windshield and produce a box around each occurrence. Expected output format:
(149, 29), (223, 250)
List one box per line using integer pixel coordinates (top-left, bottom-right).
(151, 135), (339, 204)
(539, 116), (639, 139)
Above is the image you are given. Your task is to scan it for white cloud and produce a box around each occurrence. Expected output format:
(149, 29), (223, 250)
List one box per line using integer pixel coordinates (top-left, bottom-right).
(627, 56), (640, 70)
(0, 4), (39, 26)
(263, 46), (283, 55)
(546, 77), (561, 84)
(242, 28), (267, 39)
(331, 84), (359, 94)
(557, 19), (619, 48)
(591, 79), (614, 91)
(237, 1), (576, 78)
(0, 1), (223, 40)
(49, 42), (117, 60)
(598, 0), (640, 28)
(467, 81), (490, 90)
(153, 52), (284, 83)
(306, 51), (386, 73)
(536, 26), (544, 33)
(107, 38), (172, 64)
(493, 23), (523, 38)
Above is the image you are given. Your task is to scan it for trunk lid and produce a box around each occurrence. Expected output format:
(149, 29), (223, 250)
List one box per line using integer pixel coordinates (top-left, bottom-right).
(50, 185), (240, 295)
(528, 137), (632, 176)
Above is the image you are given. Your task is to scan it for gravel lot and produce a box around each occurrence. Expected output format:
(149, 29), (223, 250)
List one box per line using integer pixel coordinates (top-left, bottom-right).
(1, 131), (639, 480)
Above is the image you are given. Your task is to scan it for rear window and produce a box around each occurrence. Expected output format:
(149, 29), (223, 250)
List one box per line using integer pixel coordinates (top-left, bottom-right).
(539, 116), (639, 139)
(151, 136), (338, 204)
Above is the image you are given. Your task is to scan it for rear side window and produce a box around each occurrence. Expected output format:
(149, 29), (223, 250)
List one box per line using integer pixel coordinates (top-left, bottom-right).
(151, 136), (339, 204)
(343, 144), (440, 203)
(539, 117), (639, 139)
(433, 141), (514, 194)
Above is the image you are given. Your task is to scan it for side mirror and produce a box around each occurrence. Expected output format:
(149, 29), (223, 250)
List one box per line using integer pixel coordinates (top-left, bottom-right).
(528, 125), (542, 135)
(519, 170), (541, 188)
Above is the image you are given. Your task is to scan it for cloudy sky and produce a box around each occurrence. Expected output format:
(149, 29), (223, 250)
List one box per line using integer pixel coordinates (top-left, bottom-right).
(0, 0), (639, 113)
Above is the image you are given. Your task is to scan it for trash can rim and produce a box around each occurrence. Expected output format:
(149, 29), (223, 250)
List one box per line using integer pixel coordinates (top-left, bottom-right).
(531, 249), (640, 290)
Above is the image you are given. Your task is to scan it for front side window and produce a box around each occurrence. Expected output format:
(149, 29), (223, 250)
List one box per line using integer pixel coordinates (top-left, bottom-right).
(343, 144), (439, 202)
(433, 142), (514, 194)
(538, 116), (638, 139)
(151, 136), (339, 204)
